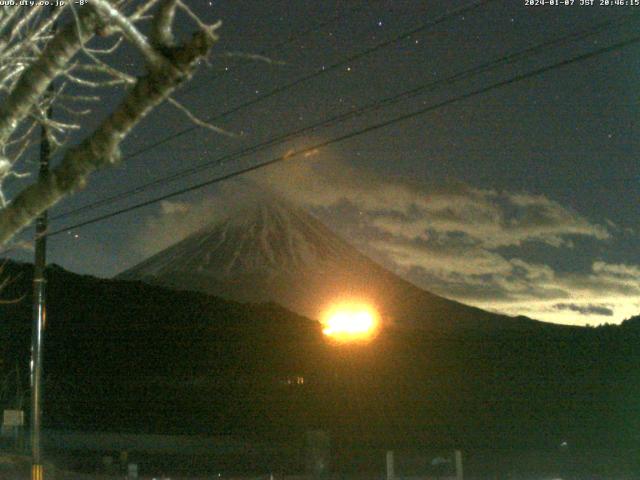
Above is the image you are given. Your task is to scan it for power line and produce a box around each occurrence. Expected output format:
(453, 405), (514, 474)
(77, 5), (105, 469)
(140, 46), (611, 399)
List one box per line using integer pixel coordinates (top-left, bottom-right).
(118, 0), (495, 162)
(48, 33), (640, 237)
(52, 12), (640, 221)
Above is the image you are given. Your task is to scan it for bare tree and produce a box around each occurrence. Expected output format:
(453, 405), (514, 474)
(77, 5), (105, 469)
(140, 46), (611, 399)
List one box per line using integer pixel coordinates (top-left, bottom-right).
(0, 0), (221, 245)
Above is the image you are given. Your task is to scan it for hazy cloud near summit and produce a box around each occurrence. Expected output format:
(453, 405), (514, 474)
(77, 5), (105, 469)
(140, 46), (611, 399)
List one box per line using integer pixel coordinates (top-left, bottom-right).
(132, 199), (223, 256)
(251, 156), (610, 249)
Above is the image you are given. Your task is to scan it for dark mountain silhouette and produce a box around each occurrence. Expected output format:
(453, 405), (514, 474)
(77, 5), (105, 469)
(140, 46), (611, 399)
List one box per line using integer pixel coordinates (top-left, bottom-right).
(118, 189), (543, 332)
(0, 261), (638, 476)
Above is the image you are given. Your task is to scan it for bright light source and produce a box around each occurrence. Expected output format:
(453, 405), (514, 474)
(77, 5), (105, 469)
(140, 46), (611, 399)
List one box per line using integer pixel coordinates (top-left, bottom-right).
(322, 302), (379, 342)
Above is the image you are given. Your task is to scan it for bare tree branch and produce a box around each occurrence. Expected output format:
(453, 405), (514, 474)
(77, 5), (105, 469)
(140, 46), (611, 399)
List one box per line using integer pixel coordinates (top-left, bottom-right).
(151, 0), (178, 48)
(217, 51), (285, 65)
(130, 0), (162, 21)
(176, 1), (219, 43)
(73, 63), (137, 85)
(0, 25), (219, 244)
(0, 6), (99, 146)
(85, 37), (124, 55)
(167, 96), (235, 137)
(89, 0), (168, 69)
(0, 1), (227, 245)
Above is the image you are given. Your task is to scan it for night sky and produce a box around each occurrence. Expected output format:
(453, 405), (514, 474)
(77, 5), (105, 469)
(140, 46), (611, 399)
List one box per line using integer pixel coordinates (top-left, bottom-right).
(7, 0), (639, 326)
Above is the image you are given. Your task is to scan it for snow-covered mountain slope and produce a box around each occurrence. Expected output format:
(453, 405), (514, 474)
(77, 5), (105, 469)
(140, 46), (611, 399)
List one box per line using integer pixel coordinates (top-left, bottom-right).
(118, 190), (544, 332)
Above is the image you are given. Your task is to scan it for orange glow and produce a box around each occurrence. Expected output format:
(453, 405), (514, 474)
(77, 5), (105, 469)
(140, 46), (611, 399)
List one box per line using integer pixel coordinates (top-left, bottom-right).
(322, 302), (379, 342)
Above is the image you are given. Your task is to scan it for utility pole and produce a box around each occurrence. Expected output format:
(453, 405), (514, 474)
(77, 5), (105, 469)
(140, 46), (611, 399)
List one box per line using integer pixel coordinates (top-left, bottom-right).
(30, 81), (53, 480)
(30, 9), (58, 478)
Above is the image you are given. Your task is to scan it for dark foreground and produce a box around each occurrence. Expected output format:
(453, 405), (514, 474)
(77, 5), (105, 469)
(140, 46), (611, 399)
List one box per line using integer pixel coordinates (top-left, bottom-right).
(0, 262), (638, 478)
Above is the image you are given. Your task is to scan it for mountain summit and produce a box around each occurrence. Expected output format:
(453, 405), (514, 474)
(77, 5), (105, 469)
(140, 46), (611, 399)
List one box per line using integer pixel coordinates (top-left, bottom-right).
(119, 188), (543, 332)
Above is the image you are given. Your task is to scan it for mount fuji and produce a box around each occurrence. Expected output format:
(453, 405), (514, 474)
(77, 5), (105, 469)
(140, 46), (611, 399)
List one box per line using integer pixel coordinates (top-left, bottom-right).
(118, 188), (545, 332)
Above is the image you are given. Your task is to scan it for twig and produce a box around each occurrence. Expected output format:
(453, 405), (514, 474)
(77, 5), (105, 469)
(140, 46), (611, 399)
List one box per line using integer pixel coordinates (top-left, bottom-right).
(217, 51), (285, 65)
(176, 0), (221, 42)
(89, 0), (167, 69)
(167, 96), (236, 137)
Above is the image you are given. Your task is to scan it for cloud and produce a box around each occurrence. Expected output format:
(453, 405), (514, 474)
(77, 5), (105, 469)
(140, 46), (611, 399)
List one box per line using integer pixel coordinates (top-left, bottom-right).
(129, 182), (291, 257)
(472, 260), (640, 325)
(554, 303), (614, 316)
(131, 195), (225, 256)
(129, 149), (635, 326)
(251, 154), (610, 249)
(592, 261), (640, 280)
(159, 200), (190, 214)
(369, 238), (513, 278)
(247, 153), (636, 325)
